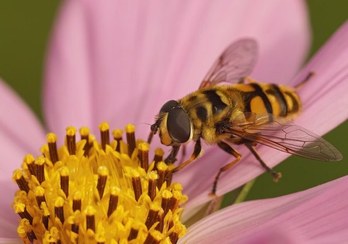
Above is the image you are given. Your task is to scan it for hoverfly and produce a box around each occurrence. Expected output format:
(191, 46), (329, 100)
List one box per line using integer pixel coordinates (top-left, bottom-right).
(148, 38), (342, 196)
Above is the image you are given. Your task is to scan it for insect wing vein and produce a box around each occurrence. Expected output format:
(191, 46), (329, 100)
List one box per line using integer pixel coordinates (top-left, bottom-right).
(200, 38), (258, 88)
(228, 120), (342, 162)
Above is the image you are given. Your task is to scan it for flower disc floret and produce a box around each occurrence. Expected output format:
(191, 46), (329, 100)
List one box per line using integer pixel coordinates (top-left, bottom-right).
(12, 123), (187, 243)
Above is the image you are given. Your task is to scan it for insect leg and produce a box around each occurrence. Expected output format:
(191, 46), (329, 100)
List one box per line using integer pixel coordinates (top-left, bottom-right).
(164, 145), (181, 164)
(147, 131), (154, 144)
(172, 139), (202, 173)
(148, 122), (160, 144)
(211, 141), (241, 196)
(245, 143), (282, 181)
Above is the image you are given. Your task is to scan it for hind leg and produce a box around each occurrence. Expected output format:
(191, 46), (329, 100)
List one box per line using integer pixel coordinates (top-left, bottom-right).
(245, 143), (282, 182)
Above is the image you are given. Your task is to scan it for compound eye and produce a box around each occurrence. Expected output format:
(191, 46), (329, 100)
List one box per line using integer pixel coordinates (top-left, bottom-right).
(160, 100), (179, 113)
(167, 107), (191, 143)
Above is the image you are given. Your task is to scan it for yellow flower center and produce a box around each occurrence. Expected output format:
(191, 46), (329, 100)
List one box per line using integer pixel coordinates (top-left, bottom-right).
(12, 123), (187, 243)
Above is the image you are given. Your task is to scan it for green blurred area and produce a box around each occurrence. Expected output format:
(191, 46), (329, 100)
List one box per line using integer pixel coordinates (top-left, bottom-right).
(0, 1), (347, 201)
(0, 1), (60, 122)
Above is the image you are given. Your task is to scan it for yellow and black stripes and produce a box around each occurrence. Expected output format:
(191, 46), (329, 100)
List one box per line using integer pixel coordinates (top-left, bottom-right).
(203, 90), (228, 115)
(237, 82), (301, 118)
(244, 83), (273, 115)
(181, 89), (230, 125)
(268, 84), (288, 116)
(176, 82), (301, 144)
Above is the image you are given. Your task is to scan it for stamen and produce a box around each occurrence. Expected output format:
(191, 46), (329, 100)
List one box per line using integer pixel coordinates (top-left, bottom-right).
(131, 170), (142, 201)
(147, 171), (158, 201)
(54, 197), (65, 224)
(86, 206), (96, 232)
(156, 190), (175, 234)
(171, 186), (184, 210)
(35, 156), (45, 184)
(71, 224), (79, 234)
(18, 219), (36, 242)
(128, 228), (139, 241)
(126, 124), (136, 156)
(70, 203), (81, 234)
(12, 123), (187, 243)
(145, 204), (160, 229)
(99, 122), (110, 150)
(112, 129), (123, 153)
(156, 161), (168, 188)
(47, 133), (59, 164)
(97, 166), (108, 199)
(80, 127), (91, 156)
(13, 170), (29, 193)
(66, 126), (76, 155)
(153, 148), (164, 169)
(161, 190), (173, 216)
(14, 202), (33, 224)
(156, 215), (164, 233)
(107, 187), (119, 217)
(138, 142), (149, 171)
(41, 203), (50, 230)
(60, 167), (69, 197)
(169, 224), (184, 244)
(169, 232), (179, 244)
(72, 192), (82, 212)
(27, 231), (36, 242)
(34, 186), (46, 207)
(24, 154), (36, 176)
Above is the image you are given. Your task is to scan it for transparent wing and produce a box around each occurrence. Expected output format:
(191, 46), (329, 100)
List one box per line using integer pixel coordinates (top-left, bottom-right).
(226, 114), (343, 161)
(200, 38), (258, 88)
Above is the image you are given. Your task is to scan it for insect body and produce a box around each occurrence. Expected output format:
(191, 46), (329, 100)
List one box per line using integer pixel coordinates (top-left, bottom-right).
(148, 39), (342, 196)
(178, 82), (301, 145)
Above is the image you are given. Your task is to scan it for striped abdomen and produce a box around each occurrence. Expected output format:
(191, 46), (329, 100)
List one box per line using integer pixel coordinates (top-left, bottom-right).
(233, 82), (301, 119)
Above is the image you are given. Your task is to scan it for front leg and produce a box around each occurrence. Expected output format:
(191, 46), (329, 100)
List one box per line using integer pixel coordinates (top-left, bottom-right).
(172, 139), (202, 173)
(245, 143), (281, 182)
(164, 145), (181, 164)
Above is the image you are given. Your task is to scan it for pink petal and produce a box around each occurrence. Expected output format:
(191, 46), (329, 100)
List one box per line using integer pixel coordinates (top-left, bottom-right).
(295, 20), (348, 131)
(0, 238), (20, 244)
(44, 0), (309, 140)
(0, 80), (45, 237)
(44, 1), (93, 136)
(180, 21), (348, 213)
(181, 176), (348, 244)
(241, 228), (305, 244)
(0, 180), (18, 238)
(0, 80), (45, 176)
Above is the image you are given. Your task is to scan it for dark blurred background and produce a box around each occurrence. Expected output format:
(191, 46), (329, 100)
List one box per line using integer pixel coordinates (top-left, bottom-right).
(0, 1), (347, 200)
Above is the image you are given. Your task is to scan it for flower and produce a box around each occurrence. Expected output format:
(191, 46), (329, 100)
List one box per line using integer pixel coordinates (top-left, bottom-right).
(12, 123), (187, 243)
(1, 0), (348, 242)
(43, 0), (312, 214)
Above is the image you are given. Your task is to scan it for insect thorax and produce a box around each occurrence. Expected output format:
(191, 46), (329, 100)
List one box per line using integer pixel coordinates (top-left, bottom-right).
(179, 86), (242, 143)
